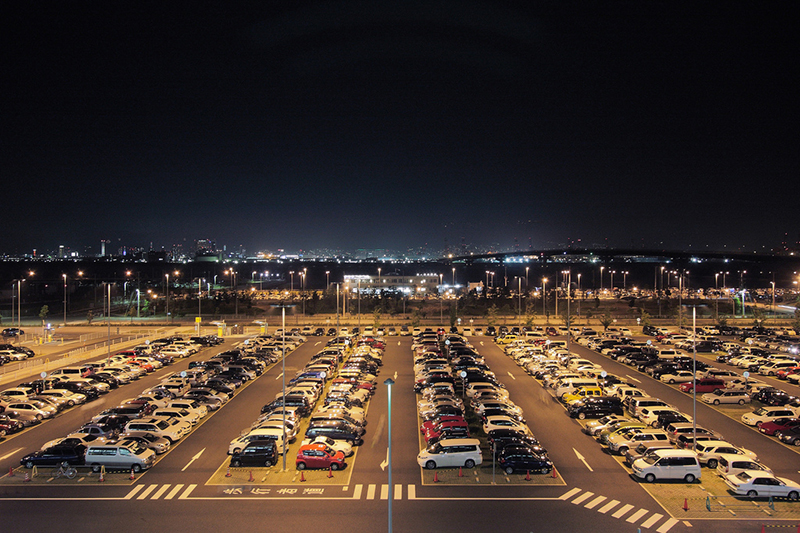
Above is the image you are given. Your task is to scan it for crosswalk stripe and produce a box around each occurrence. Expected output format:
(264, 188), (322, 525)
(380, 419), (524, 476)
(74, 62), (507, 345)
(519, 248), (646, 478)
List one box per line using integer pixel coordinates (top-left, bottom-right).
(136, 484), (159, 500)
(366, 484), (376, 500)
(571, 491), (594, 505)
(353, 484), (363, 499)
(584, 495), (606, 509)
(394, 484), (402, 500)
(612, 503), (634, 519)
(150, 485), (171, 500)
(598, 499), (620, 514)
(407, 484), (416, 500)
(380, 484), (389, 500)
(179, 484), (196, 499)
(559, 488), (582, 500)
(164, 484), (184, 500)
(625, 508), (649, 523)
(640, 513), (663, 528)
(124, 485), (145, 500)
(656, 518), (679, 533)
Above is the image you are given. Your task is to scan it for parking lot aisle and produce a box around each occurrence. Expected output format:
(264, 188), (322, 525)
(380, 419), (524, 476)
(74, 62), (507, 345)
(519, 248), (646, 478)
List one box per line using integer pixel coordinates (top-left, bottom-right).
(347, 337), (421, 489)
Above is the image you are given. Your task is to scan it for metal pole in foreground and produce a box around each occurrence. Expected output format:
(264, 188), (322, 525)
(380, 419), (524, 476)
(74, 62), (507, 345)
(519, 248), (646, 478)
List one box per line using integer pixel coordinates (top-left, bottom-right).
(282, 306), (287, 471)
(692, 306), (697, 452)
(384, 377), (395, 533)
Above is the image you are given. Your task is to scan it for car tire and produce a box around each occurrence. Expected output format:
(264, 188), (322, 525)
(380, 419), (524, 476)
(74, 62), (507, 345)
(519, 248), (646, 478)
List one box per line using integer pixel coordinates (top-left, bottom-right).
(737, 399), (745, 405)
(713, 399), (720, 405)
(25, 461), (34, 469)
(707, 459), (718, 468)
(747, 490), (758, 498)
(618, 447), (628, 455)
(788, 491), (799, 501)
(296, 462), (306, 470)
(265, 460), (273, 467)
(232, 448), (241, 455)
(504, 466), (514, 475)
(793, 438), (800, 447)
(330, 463), (340, 471)
(684, 473), (696, 483)
(91, 464), (101, 473)
(578, 412), (586, 420)
(67, 400), (75, 407)
(645, 473), (656, 483)
(231, 459), (241, 467)
(668, 379), (675, 384)
(464, 459), (475, 469)
(35, 414), (43, 421)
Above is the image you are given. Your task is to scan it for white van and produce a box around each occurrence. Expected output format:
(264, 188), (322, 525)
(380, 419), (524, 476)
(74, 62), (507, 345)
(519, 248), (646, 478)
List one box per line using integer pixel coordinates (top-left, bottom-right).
(417, 438), (482, 469)
(626, 397), (673, 418)
(555, 378), (600, 399)
(631, 449), (701, 483)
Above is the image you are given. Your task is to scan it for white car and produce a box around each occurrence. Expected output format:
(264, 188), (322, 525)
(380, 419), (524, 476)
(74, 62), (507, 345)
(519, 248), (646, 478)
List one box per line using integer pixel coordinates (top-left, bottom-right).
(482, 415), (532, 436)
(701, 389), (750, 405)
(167, 400), (208, 418)
(693, 440), (757, 467)
(659, 371), (695, 384)
(301, 435), (353, 457)
(37, 389), (87, 406)
(741, 406), (799, 427)
(724, 470), (800, 500)
(152, 408), (200, 426)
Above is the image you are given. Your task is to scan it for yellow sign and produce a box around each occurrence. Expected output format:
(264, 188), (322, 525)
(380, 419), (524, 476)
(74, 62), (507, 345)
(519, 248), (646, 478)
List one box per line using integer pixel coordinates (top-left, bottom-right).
(195, 317), (201, 323)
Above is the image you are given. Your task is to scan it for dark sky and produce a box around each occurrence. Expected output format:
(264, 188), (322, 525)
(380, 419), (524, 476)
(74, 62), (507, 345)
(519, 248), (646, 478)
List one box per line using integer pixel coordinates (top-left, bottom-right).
(3, 1), (797, 255)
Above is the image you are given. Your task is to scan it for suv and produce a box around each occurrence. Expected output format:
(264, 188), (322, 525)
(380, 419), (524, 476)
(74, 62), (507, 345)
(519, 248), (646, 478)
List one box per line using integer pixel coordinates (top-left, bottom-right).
(230, 441), (278, 468)
(124, 417), (189, 443)
(295, 442), (346, 471)
(417, 438), (482, 470)
(631, 449), (701, 483)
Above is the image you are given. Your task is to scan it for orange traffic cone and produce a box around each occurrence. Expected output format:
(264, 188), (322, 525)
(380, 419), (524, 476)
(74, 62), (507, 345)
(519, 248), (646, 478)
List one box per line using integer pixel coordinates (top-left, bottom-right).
(129, 468), (135, 481)
(225, 467), (231, 477)
(551, 468), (557, 478)
(458, 466), (463, 477)
(299, 470), (306, 482)
(433, 471), (439, 483)
(525, 470), (531, 481)
(8, 467), (14, 477)
(24, 472), (30, 482)
(248, 470), (254, 482)
(683, 498), (689, 511)
(327, 466), (334, 478)
(99, 469), (105, 482)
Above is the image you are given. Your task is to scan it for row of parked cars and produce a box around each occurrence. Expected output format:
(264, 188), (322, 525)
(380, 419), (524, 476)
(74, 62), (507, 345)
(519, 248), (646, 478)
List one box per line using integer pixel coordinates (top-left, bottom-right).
(413, 329), (553, 475)
(13, 334), (268, 473)
(227, 334), (380, 471)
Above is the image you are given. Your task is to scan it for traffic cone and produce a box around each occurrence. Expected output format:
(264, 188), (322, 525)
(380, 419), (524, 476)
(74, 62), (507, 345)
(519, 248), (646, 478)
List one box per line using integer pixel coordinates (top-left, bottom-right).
(760, 525), (765, 533)
(248, 470), (254, 482)
(225, 467), (231, 477)
(24, 472), (30, 482)
(433, 471), (439, 483)
(683, 498), (689, 511)
(8, 467), (14, 477)
(458, 466), (463, 477)
(525, 470), (531, 481)
(99, 469), (105, 482)
(551, 468), (557, 478)
(327, 466), (334, 478)
(129, 468), (135, 481)
(299, 470), (306, 482)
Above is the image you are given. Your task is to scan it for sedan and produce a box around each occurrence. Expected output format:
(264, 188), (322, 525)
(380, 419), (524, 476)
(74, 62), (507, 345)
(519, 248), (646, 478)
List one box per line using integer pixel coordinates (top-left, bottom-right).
(300, 435), (353, 457)
(496, 444), (552, 475)
(483, 416), (532, 436)
(659, 371), (695, 385)
(758, 417), (800, 437)
(295, 443), (346, 470)
(20, 445), (86, 468)
(119, 431), (172, 454)
(724, 470), (800, 500)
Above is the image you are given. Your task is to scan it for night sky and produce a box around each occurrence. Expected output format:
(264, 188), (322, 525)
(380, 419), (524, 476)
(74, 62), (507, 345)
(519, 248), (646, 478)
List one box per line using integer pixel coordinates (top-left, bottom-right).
(3, 2), (796, 255)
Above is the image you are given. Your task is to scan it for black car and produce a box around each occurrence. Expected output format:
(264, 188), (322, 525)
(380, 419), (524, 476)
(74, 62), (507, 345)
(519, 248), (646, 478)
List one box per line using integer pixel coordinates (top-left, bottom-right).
(314, 328), (325, 336)
(326, 328), (337, 336)
(230, 440), (278, 467)
(496, 444), (552, 475)
(51, 381), (100, 401)
(2, 328), (25, 338)
(479, 408), (526, 424)
(777, 426), (800, 446)
(653, 411), (691, 429)
(486, 429), (545, 454)
(20, 444), (86, 468)
(567, 397), (624, 419)
(753, 388), (797, 406)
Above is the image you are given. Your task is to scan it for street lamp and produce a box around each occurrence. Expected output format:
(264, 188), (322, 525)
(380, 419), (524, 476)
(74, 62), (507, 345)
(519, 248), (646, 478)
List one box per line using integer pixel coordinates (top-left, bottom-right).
(62, 274), (67, 326)
(542, 277), (548, 316)
(165, 273), (170, 322)
(517, 277), (522, 330)
(600, 266), (605, 292)
(525, 266), (529, 289)
(610, 270), (616, 292)
(384, 377), (395, 533)
(577, 273), (582, 319)
(452, 267), (456, 286)
(289, 271), (295, 293)
(325, 271), (330, 290)
(623, 271), (629, 291)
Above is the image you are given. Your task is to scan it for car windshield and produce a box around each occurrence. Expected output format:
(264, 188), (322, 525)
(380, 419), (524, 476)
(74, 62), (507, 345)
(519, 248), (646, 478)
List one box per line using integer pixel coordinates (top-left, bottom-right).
(753, 407), (770, 415)
(155, 420), (170, 430)
(640, 453), (659, 465)
(734, 472), (755, 482)
(427, 443), (443, 454)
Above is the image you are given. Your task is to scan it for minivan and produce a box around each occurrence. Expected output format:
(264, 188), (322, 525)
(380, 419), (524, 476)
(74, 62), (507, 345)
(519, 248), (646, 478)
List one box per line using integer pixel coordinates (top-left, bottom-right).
(229, 441), (278, 468)
(85, 443), (155, 472)
(555, 379), (600, 399)
(631, 449), (701, 482)
(626, 397), (673, 418)
(416, 438), (482, 469)
(305, 420), (363, 445)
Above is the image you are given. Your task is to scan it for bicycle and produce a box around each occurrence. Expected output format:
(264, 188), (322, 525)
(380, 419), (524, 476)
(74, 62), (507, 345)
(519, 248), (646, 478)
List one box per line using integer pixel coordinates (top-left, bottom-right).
(53, 462), (78, 480)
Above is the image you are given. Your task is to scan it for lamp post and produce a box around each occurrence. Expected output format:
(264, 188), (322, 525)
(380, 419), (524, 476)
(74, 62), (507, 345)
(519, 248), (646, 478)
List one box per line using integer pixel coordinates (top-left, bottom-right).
(439, 274), (443, 325)
(377, 267), (382, 292)
(289, 271), (294, 293)
(384, 377), (395, 533)
(165, 273), (170, 322)
(62, 274), (67, 326)
(542, 278), (548, 317)
(452, 267), (456, 286)
(525, 266), (529, 289)
(600, 266), (605, 293)
(517, 277), (522, 330)
(325, 270), (330, 290)
(623, 271), (629, 291)
(610, 270), (616, 292)
(301, 272), (306, 316)
(485, 271), (489, 295)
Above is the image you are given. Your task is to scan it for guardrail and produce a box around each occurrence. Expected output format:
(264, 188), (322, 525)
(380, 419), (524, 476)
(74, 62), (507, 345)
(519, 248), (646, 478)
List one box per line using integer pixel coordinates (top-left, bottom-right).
(705, 494), (779, 515)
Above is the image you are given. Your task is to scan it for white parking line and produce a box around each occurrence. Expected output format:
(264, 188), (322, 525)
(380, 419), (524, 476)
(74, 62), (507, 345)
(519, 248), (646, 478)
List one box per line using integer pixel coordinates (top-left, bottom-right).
(380, 484), (389, 500)
(394, 484), (402, 500)
(0, 448), (23, 461)
(611, 503), (634, 518)
(136, 484), (159, 500)
(150, 484), (171, 500)
(598, 499), (619, 513)
(559, 488), (581, 500)
(407, 484), (416, 499)
(366, 484), (376, 499)
(352, 484), (363, 499)
(178, 484), (196, 499)
(571, 491), (594, 505)
(625, 508), (648, 523)
(164, 484), (184, 500)
(640, 513), (663, 528)
(656, 518), (680, 533)
(584, 495), (606, 509)
(124, 485), (145, 500)
(626, 376), (641, 383)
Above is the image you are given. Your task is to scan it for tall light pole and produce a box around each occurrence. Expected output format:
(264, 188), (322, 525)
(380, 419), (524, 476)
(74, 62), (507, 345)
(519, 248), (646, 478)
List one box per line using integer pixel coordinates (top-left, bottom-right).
(525, 266), (529, 289)
(301, 272), (306, 316)
(577, 273), (582, 320)
(384, 377), (395, 533)
(325, 271), (330, 290)
(517, 277), (522, 330)
(377, 267), (382, 291)
(610, 270), (616, 292)
(165, 273), (170, 322)
(623, 271), (629, 291)
(452, 267), (456, 286)
(62, 274), (67, 326)
(542, 277), (548, 317)
(600, 266), (605, 293)
(289, 271), (294, 293)
(439, 274), (443, 324)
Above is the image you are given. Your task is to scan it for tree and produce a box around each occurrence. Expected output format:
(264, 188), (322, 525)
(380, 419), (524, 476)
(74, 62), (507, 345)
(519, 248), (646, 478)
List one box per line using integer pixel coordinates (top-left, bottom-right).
(599, 313), (613, 331)
(639, 310), (652, 327)
(372, 308), (382, 329)
(39, 305), (50, 322)
(560, 306), (576, 328)
(486, 305), (499, 328)
(87, 310), (94, 324)
(751, 307), (767, 328)
(792, 308), (800, 334)
(410, 309), (421, 328)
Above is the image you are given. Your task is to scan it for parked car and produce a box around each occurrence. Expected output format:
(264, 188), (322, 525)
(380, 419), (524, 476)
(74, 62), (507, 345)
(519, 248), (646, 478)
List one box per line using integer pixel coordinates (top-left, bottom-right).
(230, 441), (278, 467)
(496, 444), (552, 475)
(417, 438), (482, 470)
(723, 470), (800, 500)
(20, 444), (86, 468)
(295, 442), (346, 470)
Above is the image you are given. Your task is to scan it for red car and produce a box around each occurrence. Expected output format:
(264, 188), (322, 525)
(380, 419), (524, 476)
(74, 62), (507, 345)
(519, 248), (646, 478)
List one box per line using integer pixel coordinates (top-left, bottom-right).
(758, 417), (800, 436)
(777, 367), (800, 380)
(424, 419), (469, 443)
(420, 415), (466, 435)
(296, 442), (346, 470)
(679, 378), (726, 394)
